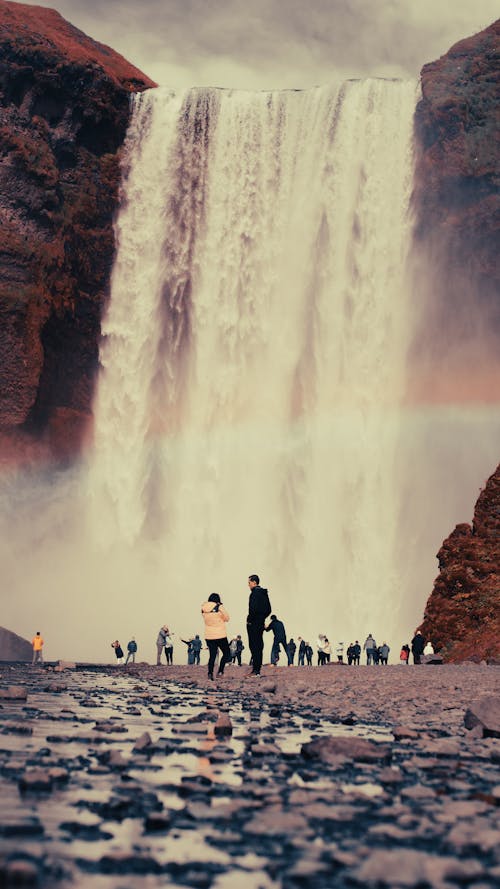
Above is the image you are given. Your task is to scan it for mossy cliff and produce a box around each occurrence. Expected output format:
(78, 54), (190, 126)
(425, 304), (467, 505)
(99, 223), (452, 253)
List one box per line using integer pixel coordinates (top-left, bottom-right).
(0, 0), (155, 463)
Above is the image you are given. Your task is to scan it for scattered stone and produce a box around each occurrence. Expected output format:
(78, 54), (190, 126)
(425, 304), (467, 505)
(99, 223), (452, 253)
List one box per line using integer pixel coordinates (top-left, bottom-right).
(133, 731), (153, 751)
(1, 859), (40, 886)
(144, 812), (171, 832)
(464, 695), (500, 738)
(19, 768), (53, 791)
(301, 736), (391, 764)
(0, 685), (27, 701)
(1, 722), (32, 735)
(214, 713), (233, 736)
(392, 726), (419, 740)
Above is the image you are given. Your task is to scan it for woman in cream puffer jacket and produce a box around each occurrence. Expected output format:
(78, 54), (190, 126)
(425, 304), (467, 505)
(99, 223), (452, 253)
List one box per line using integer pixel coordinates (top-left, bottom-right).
(201, 593), (231, 680)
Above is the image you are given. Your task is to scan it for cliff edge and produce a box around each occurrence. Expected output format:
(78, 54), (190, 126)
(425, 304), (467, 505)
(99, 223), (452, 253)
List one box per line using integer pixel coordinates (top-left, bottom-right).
(420, 465), (500, 662)
(0, 0), (155, 464)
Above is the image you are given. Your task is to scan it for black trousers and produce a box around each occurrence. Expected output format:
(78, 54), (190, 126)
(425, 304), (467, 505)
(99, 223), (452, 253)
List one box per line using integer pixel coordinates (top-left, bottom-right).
(247, 621), (265, 674)
(206, 637), (231, 676)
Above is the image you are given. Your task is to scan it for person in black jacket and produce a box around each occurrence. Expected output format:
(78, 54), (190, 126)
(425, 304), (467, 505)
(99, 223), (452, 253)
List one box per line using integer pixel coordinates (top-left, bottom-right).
(411, 630), (425, 665)
(265, 614), (289, 665)
(246, 574), (272, 677)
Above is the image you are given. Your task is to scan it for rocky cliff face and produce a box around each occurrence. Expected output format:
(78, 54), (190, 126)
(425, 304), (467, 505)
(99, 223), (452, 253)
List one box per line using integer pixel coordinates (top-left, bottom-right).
(412, 18), (500, 404)
(420, 465), (500, 662)
(0, 0), (155, 464)
(0, 626), (32, 661)
(414, 19), (500, 661)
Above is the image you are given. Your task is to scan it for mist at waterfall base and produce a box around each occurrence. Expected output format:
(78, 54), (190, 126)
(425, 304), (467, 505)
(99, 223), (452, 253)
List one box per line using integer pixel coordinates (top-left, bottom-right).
(1, 83), (499, 664)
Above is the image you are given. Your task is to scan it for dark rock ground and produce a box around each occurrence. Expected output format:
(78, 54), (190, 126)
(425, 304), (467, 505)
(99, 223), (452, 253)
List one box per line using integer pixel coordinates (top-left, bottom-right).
(0, 663), (498, 888)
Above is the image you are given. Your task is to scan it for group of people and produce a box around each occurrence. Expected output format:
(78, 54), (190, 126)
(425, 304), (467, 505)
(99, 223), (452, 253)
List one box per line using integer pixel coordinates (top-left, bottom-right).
(108, 591), (433, 677)
(111, 638), (138, 665)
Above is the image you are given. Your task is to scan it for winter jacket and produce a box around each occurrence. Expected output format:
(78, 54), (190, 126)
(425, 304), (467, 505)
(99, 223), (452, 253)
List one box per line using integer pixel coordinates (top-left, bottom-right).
(127, 640), (137, 653)
(247, 586), (272, 626)
(266, 617), (286, 642)
(201, 602), (230, 639)
(411, 633), (425, 655)
(363, 635), (376, 650)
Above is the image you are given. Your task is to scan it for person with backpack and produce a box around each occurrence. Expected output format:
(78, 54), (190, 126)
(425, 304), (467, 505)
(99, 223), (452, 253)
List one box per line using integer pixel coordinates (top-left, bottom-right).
(246, 574), (271, 677)
(125, 638), (137, 664)
(201, 593), (231, 680)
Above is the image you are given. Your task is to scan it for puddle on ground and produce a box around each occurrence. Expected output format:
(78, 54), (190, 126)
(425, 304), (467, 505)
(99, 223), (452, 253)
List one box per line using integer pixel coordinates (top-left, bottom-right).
(0, 667), (393, 885)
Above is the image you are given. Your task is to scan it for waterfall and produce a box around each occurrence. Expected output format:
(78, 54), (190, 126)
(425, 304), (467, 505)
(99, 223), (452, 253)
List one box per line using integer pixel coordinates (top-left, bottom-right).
(88, 80), (419, 645)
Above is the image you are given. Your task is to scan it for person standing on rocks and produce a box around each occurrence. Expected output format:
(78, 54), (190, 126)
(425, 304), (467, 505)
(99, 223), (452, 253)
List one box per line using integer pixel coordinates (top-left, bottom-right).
(363, 633), (377, 665)
(156, 626), (167, 665)
(298, 637), (306, 666)
(305, 642), (313, 665)
(125, 638), (137, 664)
(111, 640), (124, 664)
(191, 635), (202, 665)
(400, 643), (410, 664)
(352, 640), (361, 665)
(411, 630), (425, 665)
(287, 638), (297, 665)
(164, 628), (174, 664)
(246, 574), (272, 677)
(317, 634), (326, 665)
(31, 631), (44, 665)
(201, 593), (231, 680)
(265, 614), (289, 665)
(379, 642), (390, 665)
(235, 635), (244, 666)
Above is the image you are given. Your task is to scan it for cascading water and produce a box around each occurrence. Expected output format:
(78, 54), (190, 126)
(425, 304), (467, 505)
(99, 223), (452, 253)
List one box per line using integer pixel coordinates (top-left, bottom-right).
(88, 80), (418, 645)
(1, 79), (499, 662)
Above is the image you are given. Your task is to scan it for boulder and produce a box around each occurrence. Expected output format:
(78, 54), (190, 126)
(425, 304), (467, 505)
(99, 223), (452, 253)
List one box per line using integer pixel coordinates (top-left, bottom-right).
(464, 695), (500, 738)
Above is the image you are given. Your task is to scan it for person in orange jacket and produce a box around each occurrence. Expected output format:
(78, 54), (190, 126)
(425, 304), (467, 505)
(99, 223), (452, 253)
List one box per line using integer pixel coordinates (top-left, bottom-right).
(31, 631), (44, 665)
(201, 593), (230, 680)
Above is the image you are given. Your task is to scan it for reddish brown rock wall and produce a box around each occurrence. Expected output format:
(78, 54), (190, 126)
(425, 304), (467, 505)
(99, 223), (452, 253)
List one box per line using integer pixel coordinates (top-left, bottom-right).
(411, 19), (500, 405)
(420, 465), (500, 662)
(0, 0), (155, 464)
(414, 20), (500, 661)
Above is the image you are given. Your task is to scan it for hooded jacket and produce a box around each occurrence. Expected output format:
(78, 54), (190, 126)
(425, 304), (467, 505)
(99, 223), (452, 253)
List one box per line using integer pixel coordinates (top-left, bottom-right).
(201, 602), (230, 639)
(247, 586), (272, 626)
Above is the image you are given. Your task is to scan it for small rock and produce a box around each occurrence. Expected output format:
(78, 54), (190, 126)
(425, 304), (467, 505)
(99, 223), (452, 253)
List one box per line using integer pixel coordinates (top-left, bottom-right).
(19, 768), (53, 791)
(464, 695), (500, 738)
(3, 860), (39, 886)
(0, 686), (27, 701)
(302, 735), (391, 764)
(133, 731), (153, 751)
(214, 713), (233, 736)
(393, 726), (419, 740)
(144, 812), (171, 832)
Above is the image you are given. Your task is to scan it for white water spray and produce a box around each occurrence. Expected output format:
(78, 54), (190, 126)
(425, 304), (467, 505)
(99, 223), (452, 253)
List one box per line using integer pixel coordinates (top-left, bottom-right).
(89, 81), (418, 643)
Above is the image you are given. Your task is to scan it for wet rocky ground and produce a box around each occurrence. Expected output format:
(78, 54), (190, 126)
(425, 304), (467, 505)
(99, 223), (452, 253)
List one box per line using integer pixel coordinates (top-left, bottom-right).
(0, 662), (499, 889)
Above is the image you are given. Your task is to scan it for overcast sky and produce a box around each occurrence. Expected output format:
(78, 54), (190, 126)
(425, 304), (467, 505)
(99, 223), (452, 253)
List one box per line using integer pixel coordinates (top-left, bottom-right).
(15, 0), (499, 89)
